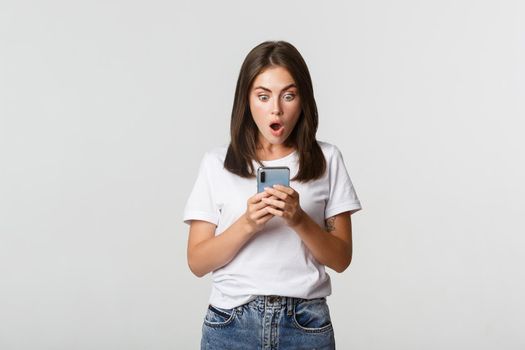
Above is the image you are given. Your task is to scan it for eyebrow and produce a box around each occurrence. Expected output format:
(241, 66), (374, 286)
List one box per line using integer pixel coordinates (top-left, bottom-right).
(253, 83), (297, 92)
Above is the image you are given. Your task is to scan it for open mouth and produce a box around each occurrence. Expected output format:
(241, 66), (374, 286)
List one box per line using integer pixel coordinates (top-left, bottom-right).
(269, 121), (284, 137)
(270, 122), (283, 130)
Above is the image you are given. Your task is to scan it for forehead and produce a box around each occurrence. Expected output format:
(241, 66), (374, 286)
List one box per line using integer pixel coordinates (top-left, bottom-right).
(251, 66), (296, 90)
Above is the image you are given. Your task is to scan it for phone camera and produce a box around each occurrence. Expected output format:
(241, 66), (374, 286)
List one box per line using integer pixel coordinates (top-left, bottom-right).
(260, 171), (265, 183)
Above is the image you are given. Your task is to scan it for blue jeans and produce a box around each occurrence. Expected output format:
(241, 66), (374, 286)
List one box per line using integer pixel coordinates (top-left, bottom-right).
(201, 295), (336, 349)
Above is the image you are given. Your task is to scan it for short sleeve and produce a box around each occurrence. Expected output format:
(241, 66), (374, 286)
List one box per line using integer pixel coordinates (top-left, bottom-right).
(324, 145), (362, 219)
(183, 153), (220, 226)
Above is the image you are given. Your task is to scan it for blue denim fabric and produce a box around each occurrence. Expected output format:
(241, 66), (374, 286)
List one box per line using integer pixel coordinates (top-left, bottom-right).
(201, 295), (335, 349)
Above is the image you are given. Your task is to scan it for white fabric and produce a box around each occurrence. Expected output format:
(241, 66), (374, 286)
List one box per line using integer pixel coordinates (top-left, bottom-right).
(183, 141), (362, 309)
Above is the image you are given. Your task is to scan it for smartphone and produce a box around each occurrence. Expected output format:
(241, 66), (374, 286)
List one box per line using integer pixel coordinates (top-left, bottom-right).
(257, 166), (290, 193)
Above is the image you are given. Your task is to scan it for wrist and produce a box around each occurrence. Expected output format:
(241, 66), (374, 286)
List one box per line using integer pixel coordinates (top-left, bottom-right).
(239, 214), (257, 237)
(289, 208), (307, 229)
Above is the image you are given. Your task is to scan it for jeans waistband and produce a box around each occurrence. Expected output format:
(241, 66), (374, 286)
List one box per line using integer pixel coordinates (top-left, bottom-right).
(249, 295), (299, 316)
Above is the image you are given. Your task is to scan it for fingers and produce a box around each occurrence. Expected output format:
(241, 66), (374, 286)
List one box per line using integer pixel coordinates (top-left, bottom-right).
(263, 187), (287, 200)
(252, 199), (269, 211)
(272, 184), (295, 195)
(246, 189), (297, 231)
(264, 186), (297, 201)
(256, 212), (274, 225)
(248, 191), (271, 204)
(250, 194), (277, 212)
(265, 206), (284, 217)
(248, 193), (277, 221)
(247, 207), (277, 230)
(251, 205), (273, 220)
(261, 196), (285, 209)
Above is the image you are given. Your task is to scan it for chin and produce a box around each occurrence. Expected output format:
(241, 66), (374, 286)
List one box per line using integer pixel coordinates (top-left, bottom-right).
(268, 137), (287, 145)
(271, 139), (286, 144)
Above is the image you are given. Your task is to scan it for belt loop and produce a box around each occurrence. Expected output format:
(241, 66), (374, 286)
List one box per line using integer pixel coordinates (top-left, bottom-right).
(287, 297), (293, 316)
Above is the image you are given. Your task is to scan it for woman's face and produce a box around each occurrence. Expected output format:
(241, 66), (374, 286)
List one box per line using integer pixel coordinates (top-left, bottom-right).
(249, 66), (302, 147)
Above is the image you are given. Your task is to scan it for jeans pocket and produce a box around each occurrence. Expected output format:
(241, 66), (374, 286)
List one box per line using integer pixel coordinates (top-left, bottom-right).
(203, 304), (236, 328)
(292, 297), (333, 333)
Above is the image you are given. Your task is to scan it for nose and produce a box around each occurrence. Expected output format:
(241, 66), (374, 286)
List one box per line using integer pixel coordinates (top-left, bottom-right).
(271, 98), (283, 116)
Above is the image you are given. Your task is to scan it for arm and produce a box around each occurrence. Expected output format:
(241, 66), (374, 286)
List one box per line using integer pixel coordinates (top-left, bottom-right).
(187, 217), (254, 277)
(187, 191), (273, 277)
(263, 185), (353, 273)
(291, 212), (353, 273)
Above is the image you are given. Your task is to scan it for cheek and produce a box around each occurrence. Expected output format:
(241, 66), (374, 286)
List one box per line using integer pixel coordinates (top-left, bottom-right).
(250, 101), (262, 114)
(283, 98), (301, 112)
(249, 100), (267, 127)
(251, 99), (271, 114)
(284, 103), (302, 122)
(250, 98), (271, 114)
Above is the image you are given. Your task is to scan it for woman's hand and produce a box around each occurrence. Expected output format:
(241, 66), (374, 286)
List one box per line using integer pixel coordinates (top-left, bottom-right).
(243, 191), (274, 235)
(262, 184), (305, 228)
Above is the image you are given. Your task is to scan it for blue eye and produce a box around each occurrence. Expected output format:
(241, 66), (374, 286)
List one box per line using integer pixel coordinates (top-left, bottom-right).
(258, 95), (269, 101)
(283, 94), (295, 101)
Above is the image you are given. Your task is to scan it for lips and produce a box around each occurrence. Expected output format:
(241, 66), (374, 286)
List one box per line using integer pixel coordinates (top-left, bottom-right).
(269, 121), (284, 137)
(270, 122), (282, 130)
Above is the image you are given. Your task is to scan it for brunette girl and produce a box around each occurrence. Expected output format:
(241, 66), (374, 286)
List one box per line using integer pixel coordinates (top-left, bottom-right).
(184, 40), (362, 349)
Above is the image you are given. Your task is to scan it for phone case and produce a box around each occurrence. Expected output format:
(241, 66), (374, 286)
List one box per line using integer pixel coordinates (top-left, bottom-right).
(257, 166), (290, 193)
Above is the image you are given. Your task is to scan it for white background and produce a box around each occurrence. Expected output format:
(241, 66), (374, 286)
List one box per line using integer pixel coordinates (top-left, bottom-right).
(1, 1), (524, 349)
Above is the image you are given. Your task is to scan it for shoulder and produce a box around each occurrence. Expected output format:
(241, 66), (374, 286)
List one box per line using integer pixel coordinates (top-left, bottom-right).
(200, 144), (228, 169)
(317, 140), (341, 160)
(204, 144), (228, 161)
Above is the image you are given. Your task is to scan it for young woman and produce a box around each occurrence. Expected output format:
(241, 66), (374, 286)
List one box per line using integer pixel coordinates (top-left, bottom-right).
(183, 40), (362, 349)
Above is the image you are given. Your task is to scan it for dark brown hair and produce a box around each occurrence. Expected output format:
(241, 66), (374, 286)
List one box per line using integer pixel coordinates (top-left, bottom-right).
(224, 40), (326, 182)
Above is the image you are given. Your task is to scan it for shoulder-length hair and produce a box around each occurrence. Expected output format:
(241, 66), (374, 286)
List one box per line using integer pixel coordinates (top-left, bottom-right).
(224, 40), (326, 182)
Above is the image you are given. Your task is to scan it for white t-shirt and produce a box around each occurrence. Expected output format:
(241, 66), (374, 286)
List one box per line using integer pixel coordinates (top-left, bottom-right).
(183, 141), (362, 309)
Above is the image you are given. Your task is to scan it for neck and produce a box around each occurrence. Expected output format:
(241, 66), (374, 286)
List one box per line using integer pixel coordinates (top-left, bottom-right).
(256, 140), (295, 161)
